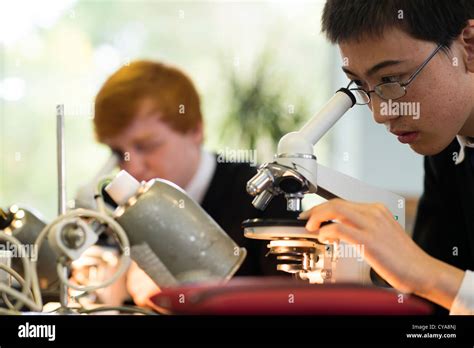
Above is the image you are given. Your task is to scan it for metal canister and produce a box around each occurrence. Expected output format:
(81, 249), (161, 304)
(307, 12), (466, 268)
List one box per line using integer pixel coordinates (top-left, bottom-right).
(113, 178), (246, 287)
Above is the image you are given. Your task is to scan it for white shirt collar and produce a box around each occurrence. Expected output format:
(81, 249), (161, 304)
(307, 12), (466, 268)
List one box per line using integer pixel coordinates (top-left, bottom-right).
(184, 149), (216, 204)
(455, 135), (474, 165)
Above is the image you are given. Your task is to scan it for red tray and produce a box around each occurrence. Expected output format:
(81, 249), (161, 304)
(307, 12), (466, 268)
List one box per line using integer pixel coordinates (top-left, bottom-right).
(147, 277), (432, 315)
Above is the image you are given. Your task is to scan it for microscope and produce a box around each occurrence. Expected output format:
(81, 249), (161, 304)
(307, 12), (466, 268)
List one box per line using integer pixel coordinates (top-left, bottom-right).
(244, 88), (405, 284)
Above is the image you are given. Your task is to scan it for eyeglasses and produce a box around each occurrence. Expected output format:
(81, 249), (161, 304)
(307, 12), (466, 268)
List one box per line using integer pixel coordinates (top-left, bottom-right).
(347, 44), (443, 105)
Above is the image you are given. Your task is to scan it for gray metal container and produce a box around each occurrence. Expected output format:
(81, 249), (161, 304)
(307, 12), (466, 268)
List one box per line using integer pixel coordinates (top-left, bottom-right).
(114, 179), (246, 287)
(1, 206), (59, 290)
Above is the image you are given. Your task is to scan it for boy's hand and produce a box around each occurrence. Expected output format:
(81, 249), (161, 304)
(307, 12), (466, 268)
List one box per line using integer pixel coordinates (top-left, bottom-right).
(299, 198), (433, 294)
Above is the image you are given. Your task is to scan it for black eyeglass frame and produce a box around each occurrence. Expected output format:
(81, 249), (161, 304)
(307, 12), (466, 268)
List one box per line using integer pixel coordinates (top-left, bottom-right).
(346, 44), (444, 105)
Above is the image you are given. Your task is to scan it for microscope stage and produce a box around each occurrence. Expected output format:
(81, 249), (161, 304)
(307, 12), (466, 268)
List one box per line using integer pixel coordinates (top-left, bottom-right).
(242, 218), (318, 240)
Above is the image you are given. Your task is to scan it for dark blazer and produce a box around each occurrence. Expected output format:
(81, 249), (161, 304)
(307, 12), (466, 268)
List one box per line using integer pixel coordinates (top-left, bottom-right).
(201, 157), (298, 276)
(413, 139), (474, 314)
(413, 139), (474, 271)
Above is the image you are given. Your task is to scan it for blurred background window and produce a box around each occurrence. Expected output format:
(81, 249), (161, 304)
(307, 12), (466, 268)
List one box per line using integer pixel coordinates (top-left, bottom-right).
(0, 0), (422, 231)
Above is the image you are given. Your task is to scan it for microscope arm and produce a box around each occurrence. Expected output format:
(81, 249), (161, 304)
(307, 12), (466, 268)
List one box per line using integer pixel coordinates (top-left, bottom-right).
(245, 88), (406, 284)
(277, 87), (405, 226)
(247, 87), (406, 227)
(315, 163), (406, 229)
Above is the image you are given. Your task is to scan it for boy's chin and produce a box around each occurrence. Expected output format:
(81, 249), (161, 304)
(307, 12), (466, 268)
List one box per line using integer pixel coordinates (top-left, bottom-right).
(409, 139), (451, 156)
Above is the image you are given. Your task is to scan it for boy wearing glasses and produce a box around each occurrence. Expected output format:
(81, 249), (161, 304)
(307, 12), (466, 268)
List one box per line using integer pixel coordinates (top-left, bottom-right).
(300, 0), (474, 314)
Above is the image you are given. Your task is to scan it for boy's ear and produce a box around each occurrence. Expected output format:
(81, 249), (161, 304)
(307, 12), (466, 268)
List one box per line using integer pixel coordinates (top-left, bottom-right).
(461, 19), (474, 72)
(191, 121), (204, 145)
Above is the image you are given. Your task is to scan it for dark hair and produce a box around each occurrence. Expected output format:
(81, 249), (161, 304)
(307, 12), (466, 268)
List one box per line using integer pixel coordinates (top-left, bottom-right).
(322, 0), (474, 48)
